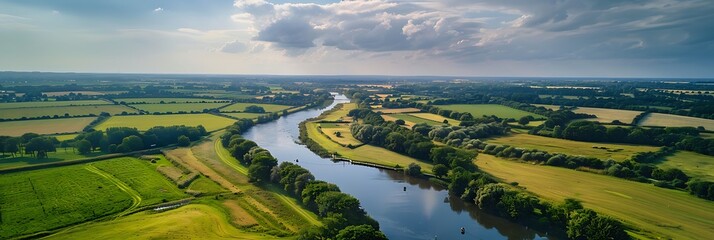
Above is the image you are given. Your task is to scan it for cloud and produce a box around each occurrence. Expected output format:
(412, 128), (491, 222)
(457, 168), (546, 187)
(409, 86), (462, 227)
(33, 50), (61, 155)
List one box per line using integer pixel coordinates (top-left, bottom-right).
(219, 40), (247, 53)
(153, 7), (163, 13)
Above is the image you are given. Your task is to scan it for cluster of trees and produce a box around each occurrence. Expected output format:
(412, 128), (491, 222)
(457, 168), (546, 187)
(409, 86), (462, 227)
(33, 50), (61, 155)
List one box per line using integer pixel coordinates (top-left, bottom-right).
(244, 105), (266, 113)
(0, 134), (58, 158)
(428, 123), (509, 143)
(71, 125), (207, 154)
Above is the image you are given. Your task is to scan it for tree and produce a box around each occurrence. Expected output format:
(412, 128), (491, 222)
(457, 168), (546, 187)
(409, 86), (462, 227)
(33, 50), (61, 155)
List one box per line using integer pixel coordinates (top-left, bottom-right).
(4, 137), (21, 157)
(395, 119), (406, 125)
(404, 163), (422, 176)
(433, 164), (448, 178)
(334, 131), (342, 137)
(336, 224), (387, 240)
(518, 116), (531, 126)
(25, 137), (55, 158)
(177, 135), (190, 147)
(77, 140), (92, 154)
(118, 135), (144, 152)
(244, 105), (266, 113)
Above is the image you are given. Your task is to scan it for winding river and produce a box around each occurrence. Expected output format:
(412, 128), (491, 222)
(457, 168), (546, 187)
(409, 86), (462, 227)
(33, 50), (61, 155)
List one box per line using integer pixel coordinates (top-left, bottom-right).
(242, 94), (550, 240)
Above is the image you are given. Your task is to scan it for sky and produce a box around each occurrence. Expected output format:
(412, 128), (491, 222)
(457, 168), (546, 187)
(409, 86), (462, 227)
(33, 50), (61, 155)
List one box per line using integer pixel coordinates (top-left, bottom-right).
(0, 0), (712, 78)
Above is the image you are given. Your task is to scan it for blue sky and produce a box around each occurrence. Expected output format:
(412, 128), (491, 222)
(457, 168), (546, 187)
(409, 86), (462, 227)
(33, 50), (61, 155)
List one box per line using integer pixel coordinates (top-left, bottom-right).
(0, 0), (712, 77)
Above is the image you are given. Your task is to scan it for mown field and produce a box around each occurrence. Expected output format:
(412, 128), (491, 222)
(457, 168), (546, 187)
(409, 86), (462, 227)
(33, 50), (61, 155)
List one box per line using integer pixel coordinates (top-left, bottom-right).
(130, 102), (229, 113)
(476, 154), (714, 240)
(318, 123), (362, 146)
(372, 107), (421, 114)
(1, 105), (137, 119)
(0, 117), (96, 136)
(114, 98), (229, 104)
(222, 112), (266, 119)
(94, 114), (235, 132)
(43, 91), (110, 97)
(437, 104), (545, 119)
(409, 113), (461, 126)
(659, 151), (714, 181)
(573, 107), (642, 124)
(639, 113), (714, 130)
(221, 103), (292, 113)
(485, 133), (659, 161)
(388, 113), (444, 126)
(321, 103), (356, 122)
(0, 100), (110, 109)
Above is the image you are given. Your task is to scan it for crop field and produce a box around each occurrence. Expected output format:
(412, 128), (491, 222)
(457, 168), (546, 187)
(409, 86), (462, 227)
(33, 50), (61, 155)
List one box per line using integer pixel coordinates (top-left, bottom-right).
(437, 104), (545, 119)
(389, 113), (444, 126)
(221, 103), (292, 113)
(372, 107), (421, 114)
(223, 112), (266, 119)
(573, 107), (642, 124)
(1, 105), (137, 119)
(43, 91), (107, 97)
(485, 133), (659, 161)
(659, 151), (714, 181)
(318, 123), (362, 146)
(0, 149), (103, 170)
(94, 114), (235, 132)
(322, 103), (356, 122)
(639, 113), (714, 130)
(0, 164), (133, 239)
(532, 104), (562, 110)
(130, 102), (229, 113)
(409, 113), (462, 126)
(0, 100), (110, 109)
(0, 117), (96, 136)
(114, 98), (229, 104)
(476, 154), (714, 240)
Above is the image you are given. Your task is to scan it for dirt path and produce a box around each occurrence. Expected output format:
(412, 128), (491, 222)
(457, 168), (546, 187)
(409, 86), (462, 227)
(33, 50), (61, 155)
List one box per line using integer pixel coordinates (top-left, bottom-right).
(84, 164), (141, 216)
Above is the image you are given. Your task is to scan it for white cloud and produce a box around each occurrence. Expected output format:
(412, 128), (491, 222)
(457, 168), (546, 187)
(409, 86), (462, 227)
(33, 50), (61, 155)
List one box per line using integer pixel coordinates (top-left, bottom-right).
(153, 7), (164, 13)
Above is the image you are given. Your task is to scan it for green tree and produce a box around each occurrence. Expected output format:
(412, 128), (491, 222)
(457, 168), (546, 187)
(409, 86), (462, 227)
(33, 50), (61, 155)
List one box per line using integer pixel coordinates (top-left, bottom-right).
(433, 164), (448, 178)
(518, 116), (531, 125)
(119, 135), (144, 152)
(404, 163), (422, 176)
(77, 140), (92, 154)
(244, 105), (266, 113)
(25, 137), (56, 158)
(336, 224), (387, 240)
(177, 135), (190, 147)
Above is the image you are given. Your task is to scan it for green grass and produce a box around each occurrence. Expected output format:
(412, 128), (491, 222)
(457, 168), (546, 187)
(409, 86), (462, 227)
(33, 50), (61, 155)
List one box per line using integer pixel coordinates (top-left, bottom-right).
(317, 123), (362, 146)
(0, 117), (96, 136)
(52, 133), (80, 141)
(485, 133), (659, 161)
(408, 113), (461, 126)
(223, 112), (267, 119)
(94, 114), (235, 132)
(322, 103), (356, 122)
(0, 100), (110, 109)
(187, 176), (228, 194)
(639, 113), (714, 130)
(130, 103), (229, 113)
(476, 154), (714, 240)
(113, 98), (229, 104)
(221, 103), (292, 113)
(0, 164), (133, 239)
(0, 105), (137, 119)
(659, 151), (714, 181)
(437, 104), (545, 119)
(389, 113), (444, 126)
(0, 149), (103, 170)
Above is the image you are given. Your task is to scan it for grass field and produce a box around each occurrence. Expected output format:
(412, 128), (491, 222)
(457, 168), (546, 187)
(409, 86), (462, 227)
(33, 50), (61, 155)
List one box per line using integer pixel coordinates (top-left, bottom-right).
(0, 164), (133, 239)
(476, 154), (714, 240)
(94, 114), (235, 132)
(221, 103), (292, 113)
(0, 117), (96, 136)
(322, 103), (356, 122)
(485, 133), (659, 161)
(372, 107), (421, 114)
(43, 91), (107, 97)
(639, 113), (714, 130)
(114, 98), (229, 104)
(0, 100), (110, 109)
(0, 149), (103, 170)
(389, 113), (444, 126)
(409, 113), (462, 126)
(1, 105), (137, 119)
(574, 107), (642, 124)
(317, 123), (363, 146)
(130, 102), (229, 113)
(223, 112), (267, 119)
(659, 151), (714, 181)
(437, 104), (545, 119)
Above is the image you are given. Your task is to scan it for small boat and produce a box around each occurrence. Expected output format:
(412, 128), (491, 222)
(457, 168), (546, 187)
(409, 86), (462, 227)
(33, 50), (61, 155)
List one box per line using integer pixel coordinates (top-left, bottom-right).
(295, 159), (299, 162)
(403, 186), (407, 191)
(460, 227), (465, 234)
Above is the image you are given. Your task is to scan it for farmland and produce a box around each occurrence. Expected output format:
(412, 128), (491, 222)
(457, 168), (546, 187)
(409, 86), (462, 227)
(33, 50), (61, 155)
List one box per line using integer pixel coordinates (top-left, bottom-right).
(1, 105), (137, 119)
(94, 114), (235, 132)
(317, 122), (362, 146)
(321, 103), (356, 122)
(639, 113), (714, 130)
(437, 104), (545, 119)
(573, 107), (642, 124)
(485, 133), (659, 161)
(476, 154), (714, 240)
(114, 98), (229, 104)
(409, 113), (462, 126)
(0, 117), (96, 136)
(222, 112), (266, 119)
(388, 113), (444, 126)
(221, 103), (292, 113)
(0, 149), (103, 170)
(130, 102), (229, 113)
(659, 151), (714, 181)
(372, 107), (421, 114)
(0, 100), (110, 109)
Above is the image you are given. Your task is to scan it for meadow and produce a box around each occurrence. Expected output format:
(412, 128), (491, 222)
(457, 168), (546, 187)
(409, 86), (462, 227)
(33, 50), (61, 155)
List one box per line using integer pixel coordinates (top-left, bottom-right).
(94, 114), (235, 132)
(573, 107), (642, 124)
(659, 151), (714, 181)
(485, 133), (659, 161)
(321, 103), (356, 122)
(0, 117), (96, 136)
(409, 113), (462, 126)
(388, 113), (444, 126)
(0, 149), (103, 170)
(129, 102), (229, 113)
(1, 105), (137, 119)
(372, 107), (421, 114)
(223, 112), (266, 119)
(114, 98), (229, 104)
(639, 113), (714, 130)
(476, 154), (714, 240)
(437, 104), (545, 119)
(43, 91), (107, 97)
(0, 100), (110, 109)
(221, 103), (293, 113)
(318, 123), (363, 146)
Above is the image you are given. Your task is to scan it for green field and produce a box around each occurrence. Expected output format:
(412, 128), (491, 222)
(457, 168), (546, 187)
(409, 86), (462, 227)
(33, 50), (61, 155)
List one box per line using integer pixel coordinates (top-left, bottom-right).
(389, 113), (444, 126)
(437, 104), (545, 119)
(91, 158), (187, 206)
(0, 149), (103, 170)
(221, 103), (292, 113)
(317, 123), (362, 146)
(94, 114), (235, 132)
(409, 113), (462, 126)
(114, 98), (229, 104)
(0, 100), (110, 109)
(639, 113), (714, 130)
(321, 103), (356, 122)
(476, 154), (714, 240)
(659, 151), (714, 181)
(1, 105), (137, 119)
(223, 112), (267, 119)
(130, 103), (229, 113)
(485, 133), (659, 161)
(0, 117), (96, 136)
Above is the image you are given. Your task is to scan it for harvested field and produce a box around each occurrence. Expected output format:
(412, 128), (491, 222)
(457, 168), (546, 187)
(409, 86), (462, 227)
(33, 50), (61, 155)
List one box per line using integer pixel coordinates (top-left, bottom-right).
(0, 117), (96, 136)
(94, 114), (235, 132)
(639, 113), (714, 130)
(1, 105), (136, 119)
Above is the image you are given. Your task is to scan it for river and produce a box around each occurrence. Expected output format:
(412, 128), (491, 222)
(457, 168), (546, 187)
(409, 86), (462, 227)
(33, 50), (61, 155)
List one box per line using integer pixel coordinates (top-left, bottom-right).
(242, 94), (550, 240)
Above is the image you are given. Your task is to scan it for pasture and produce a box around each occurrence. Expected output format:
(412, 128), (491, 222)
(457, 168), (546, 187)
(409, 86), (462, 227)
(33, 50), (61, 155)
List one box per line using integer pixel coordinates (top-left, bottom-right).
(223, 112), (266, 119)
(43, 91), (106, 97)
(221, 103), (292, 113)
(485, 133), (659, 161)
(437, 104), (545, 119)
(130, 102), (229, 113)
(114, 98), (229, 104)
(659, 151), (714, 181)
(409, 113), (462, 126)
(94, 114), (235, 132)
(0, 117), (96, 136)
(0, 149), (103, 170)
(573, 107), (642, 124)
(476, 154), (714, 240)
(0, 100), (110, 109)
(321, 103), (356, 122)
(318, 123), (362, 146)
(389, 113), (444, 126)
(639, 113), (714, 130)
(0, 105), (137, 119)
(372, 107), (421, 114)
